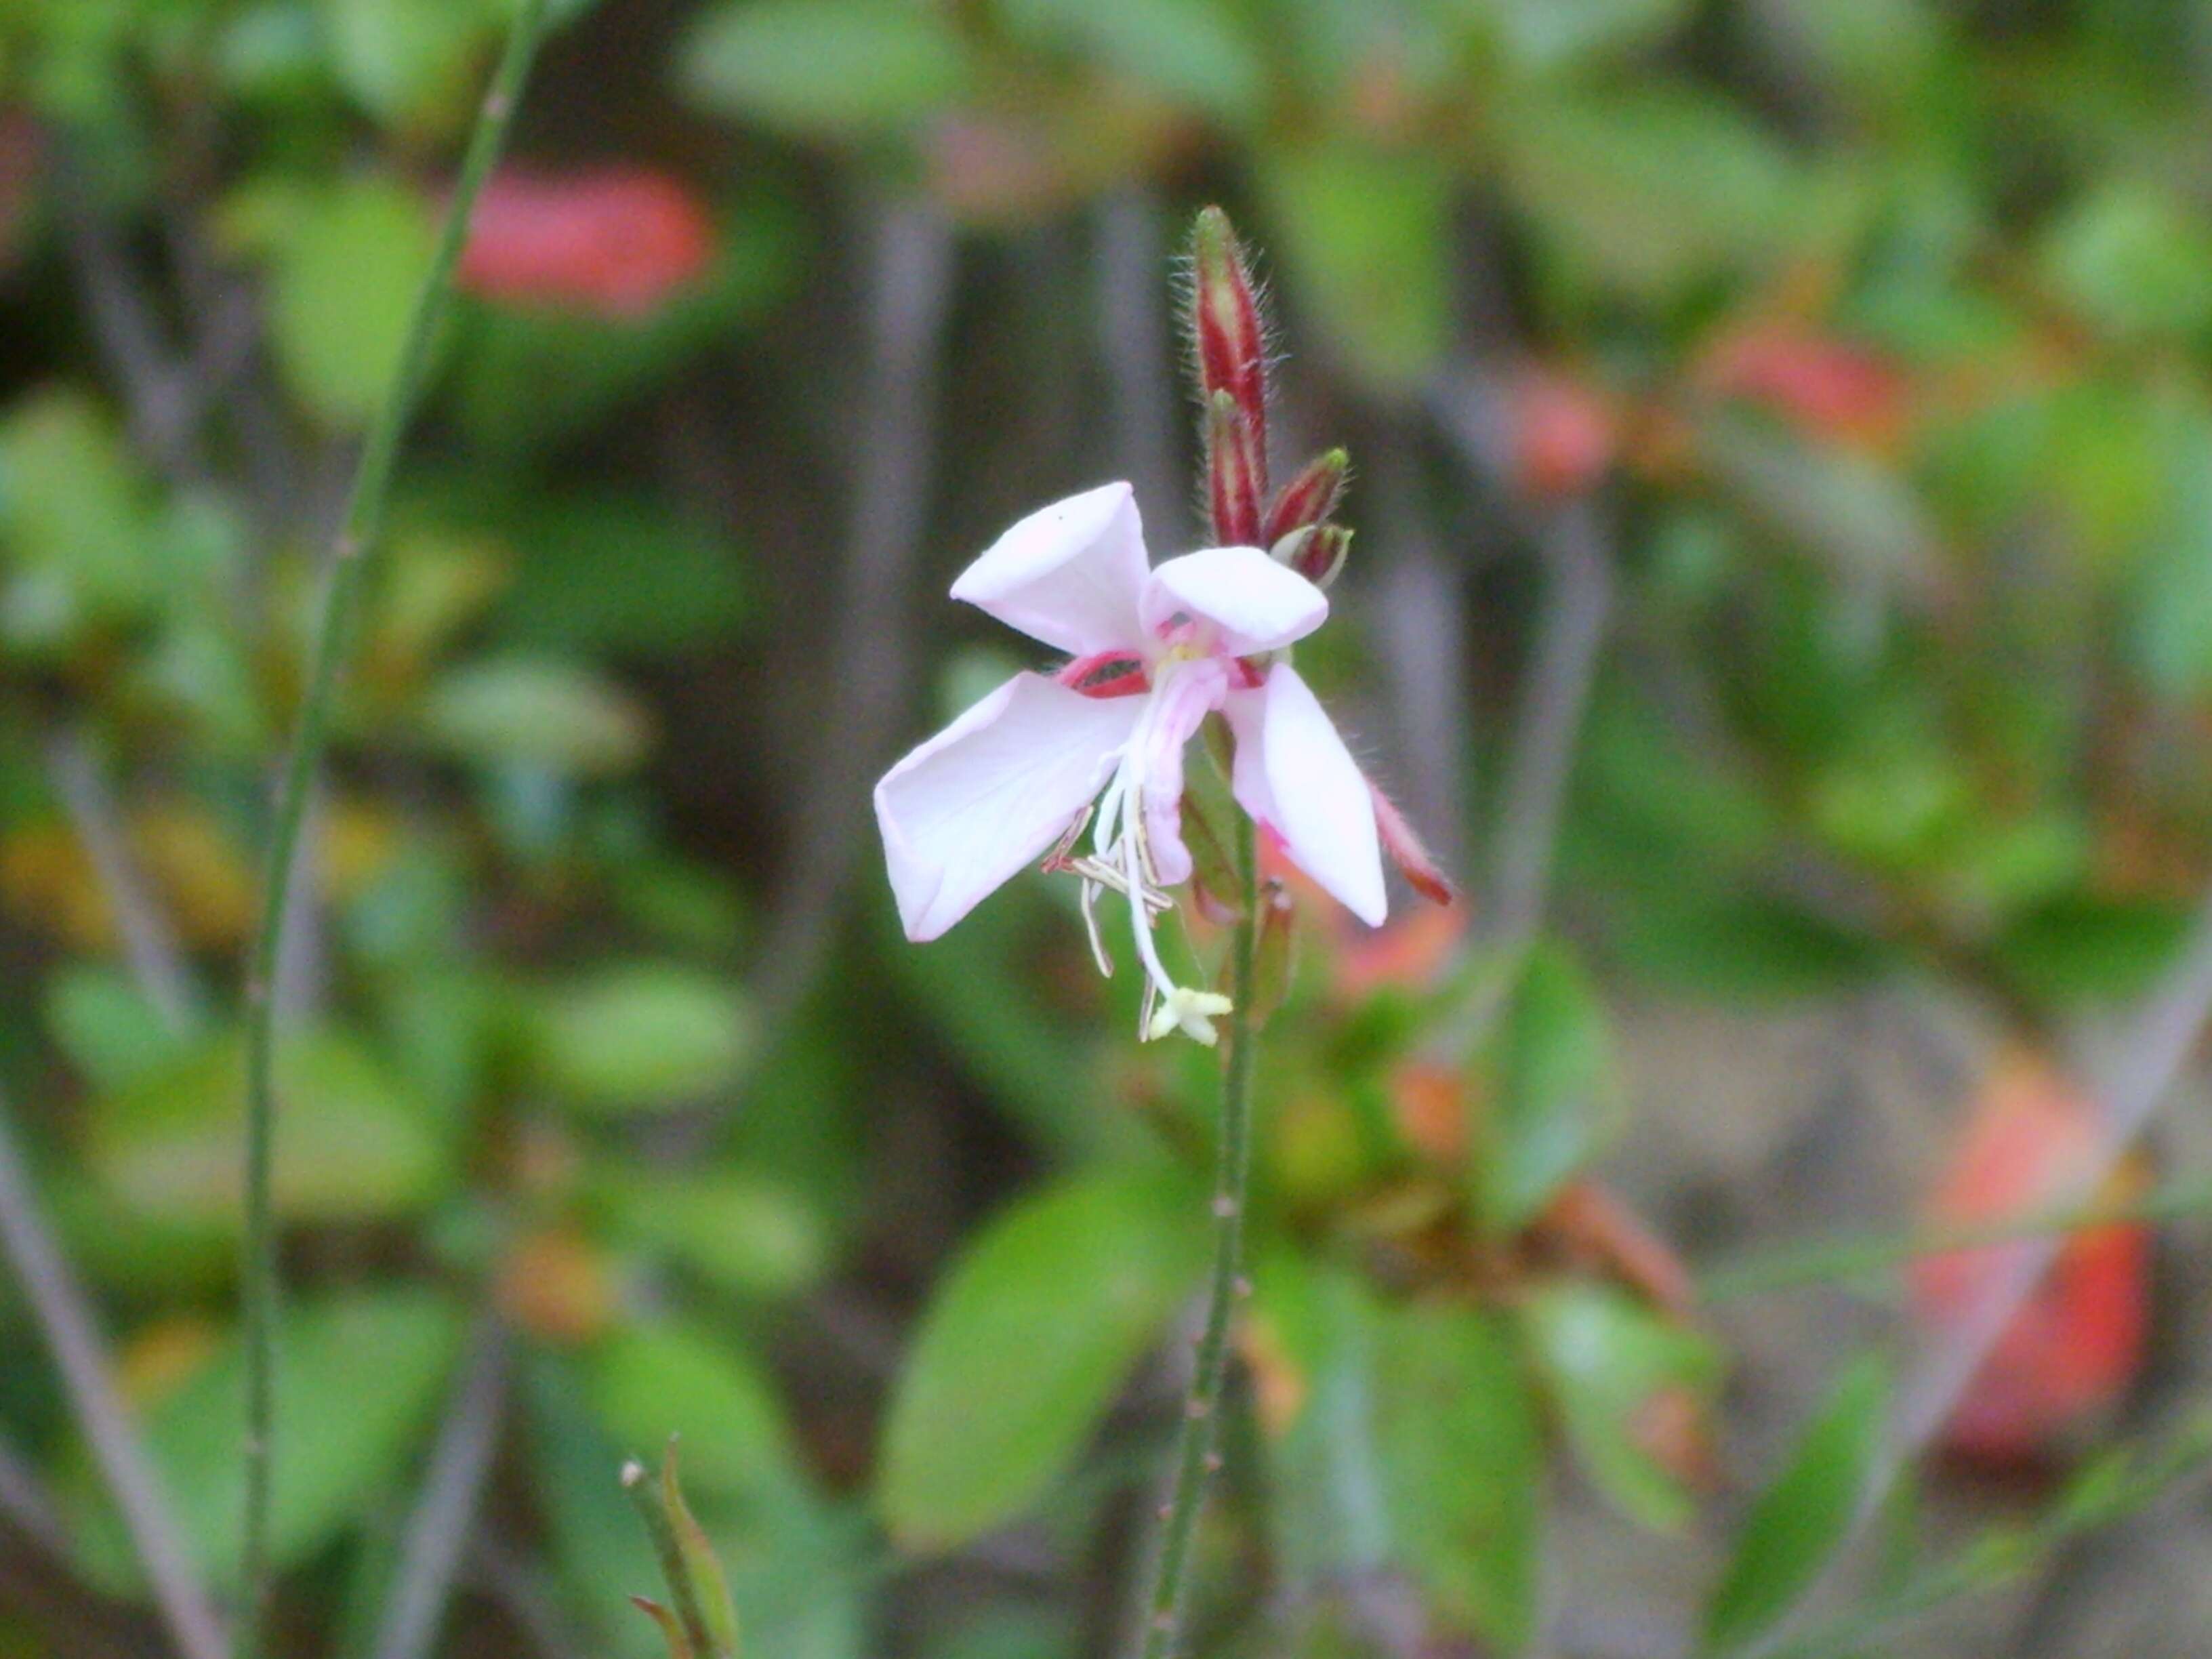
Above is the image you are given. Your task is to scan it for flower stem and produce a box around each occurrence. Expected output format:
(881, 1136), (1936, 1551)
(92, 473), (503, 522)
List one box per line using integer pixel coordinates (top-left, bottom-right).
(233, 6), (549, 1652)
(1138, 810), (1261, 1659)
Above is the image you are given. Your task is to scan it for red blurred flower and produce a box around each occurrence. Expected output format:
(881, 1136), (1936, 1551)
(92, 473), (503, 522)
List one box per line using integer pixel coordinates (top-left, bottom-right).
(457, 166), (714, 319)
(1699, 325), (1909, 447)
(1911, 1055), (2150, 1467)
(1509, 367), (1617, 501)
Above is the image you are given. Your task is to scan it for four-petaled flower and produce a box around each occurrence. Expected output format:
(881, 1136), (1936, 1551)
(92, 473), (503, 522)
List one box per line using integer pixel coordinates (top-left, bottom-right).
(875, 482), (1389, 1044)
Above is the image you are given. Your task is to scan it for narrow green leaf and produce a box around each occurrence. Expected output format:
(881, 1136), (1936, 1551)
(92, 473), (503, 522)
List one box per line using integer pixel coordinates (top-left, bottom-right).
(633, 1596), (695, 1659)
(661, 1443), (741, 1659)
(1703, 1355), (1889, 1653)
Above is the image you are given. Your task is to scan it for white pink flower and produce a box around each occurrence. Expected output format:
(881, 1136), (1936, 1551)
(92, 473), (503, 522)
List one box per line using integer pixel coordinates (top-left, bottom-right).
(874, 482), (1397, 1044)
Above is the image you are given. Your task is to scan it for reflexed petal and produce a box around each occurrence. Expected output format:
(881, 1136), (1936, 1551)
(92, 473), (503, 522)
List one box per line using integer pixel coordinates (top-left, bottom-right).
(949, 482), (1150, 655)
(876, 672), (1142, 941)
(1223, 664), (1385, 926)
(1141, 546), (1328, 655)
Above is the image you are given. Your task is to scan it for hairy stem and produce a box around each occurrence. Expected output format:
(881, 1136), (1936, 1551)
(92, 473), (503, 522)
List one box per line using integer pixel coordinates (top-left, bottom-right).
(234, 5), (549, 1651)
(1137, 811), (1261, 1659)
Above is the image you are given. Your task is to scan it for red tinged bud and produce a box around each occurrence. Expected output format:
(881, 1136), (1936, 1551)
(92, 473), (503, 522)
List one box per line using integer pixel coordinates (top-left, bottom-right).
(1204, 389), (1265, 547)
(1262, 447), (1349, 546)
(1272, 523), (1352, 590)
(1190, 206), (1269, 500)
(458, 166), (716, 320)
(1370, 781), (1454, 906)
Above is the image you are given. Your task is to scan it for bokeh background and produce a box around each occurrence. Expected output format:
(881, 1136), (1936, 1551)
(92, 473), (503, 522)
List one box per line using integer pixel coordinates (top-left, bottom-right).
(4, 1), (2212, 1656)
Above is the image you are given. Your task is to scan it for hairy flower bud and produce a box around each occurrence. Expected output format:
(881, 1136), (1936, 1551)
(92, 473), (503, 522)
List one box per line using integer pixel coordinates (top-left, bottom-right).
(1191, 207), (1269, 497)
(1204, 388), (1265, 547)
(1262, 447), (1349, 546)
(1271, 523), (1352, 590)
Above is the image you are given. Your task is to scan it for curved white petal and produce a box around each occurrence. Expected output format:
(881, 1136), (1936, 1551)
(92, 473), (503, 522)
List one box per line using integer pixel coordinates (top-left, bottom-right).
(949, 483), (1151, 655)
(1223, 664), (1386, 926)
(876, 672), (1142, 941)
(1141, 546), (1328, 655)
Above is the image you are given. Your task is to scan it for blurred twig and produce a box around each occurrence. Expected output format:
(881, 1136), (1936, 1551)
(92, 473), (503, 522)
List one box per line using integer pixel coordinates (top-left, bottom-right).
(749, 198), (955, 1025)
(0, 1086), (228, 1659)
(234, 7), (553, 1647)
(1366, 430), (1472, 876)
(46, 729), (203, 1030)
(1093, 189), (1183, 535)
(465, 1538), (592, 1659)
(49, 150), (211, 491)
(0, 1426), (69, 1559)
(364, 1317), (511, 1659)
(1484, 495), (1613, 947)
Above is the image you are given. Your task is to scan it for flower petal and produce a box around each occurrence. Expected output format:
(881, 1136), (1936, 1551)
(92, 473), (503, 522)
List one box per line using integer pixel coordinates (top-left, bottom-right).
(876, 672), (1142, 941)
(1141, 546), (1328, 655)
(1225, 664), (1386, 926)
(949, 482), (1150, 655)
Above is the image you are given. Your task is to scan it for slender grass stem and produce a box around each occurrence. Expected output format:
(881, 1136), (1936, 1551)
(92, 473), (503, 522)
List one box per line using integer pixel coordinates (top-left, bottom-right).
(1700, 1174), (2212, 1306)
(1137, 811), (1261, 1659)
(234, 7), (549, 1651)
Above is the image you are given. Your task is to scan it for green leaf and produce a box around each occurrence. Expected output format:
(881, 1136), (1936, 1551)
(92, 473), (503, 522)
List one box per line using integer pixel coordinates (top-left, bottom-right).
(2040, 182), (2212, 345)
(69, 1289), (463, 1590)
(1477, 0), (1693, 76)
(521, 962), (752, 1114)
(998, 0), (1263, 125)
(493, 491), (747, 657)
(1703, 1355), (1889, 1654)
(1502, 85), (1795, 305)
(418, 655), (653, 773)
(1477, 941), (1622, 1235)
(681, 0), (966, 140)
(1260, 143), (1452, 394)
(45, 966), (194, 1093)
(1522, 1282), (1719, 1532)
(269, 176), (438, 426)
(587, 1322), (810, 1511)
(1989, 895), (2191, 1008)
(1372, 1303), (1544, 1650)
(597, 1168), (830, 1298)
(321, 0), (497, 133)
(0, 388), (160, 650)
(87, 1029), (450, 1224)
(878, 1166), (1208, 1551)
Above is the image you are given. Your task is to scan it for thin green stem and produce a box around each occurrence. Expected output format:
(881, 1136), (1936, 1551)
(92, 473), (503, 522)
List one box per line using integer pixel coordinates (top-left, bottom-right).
(234, 6), (549, 1652)
(1698, 1174), (2212, 1305)
(1138, 811), (1261, 1659)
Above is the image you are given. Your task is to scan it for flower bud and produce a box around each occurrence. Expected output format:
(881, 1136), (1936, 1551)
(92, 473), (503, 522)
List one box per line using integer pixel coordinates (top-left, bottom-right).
(1190, 207), (1269, 493)
(1204, 388), (1264, 547)
(1250, 878), (1296, 1021)
(1262, 447), (1349, 546)
(1271, 523), (1351, 590)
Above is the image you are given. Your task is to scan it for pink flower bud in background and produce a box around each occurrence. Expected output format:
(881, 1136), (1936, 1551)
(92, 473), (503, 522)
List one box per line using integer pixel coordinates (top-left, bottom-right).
(458, 166), (715, 319)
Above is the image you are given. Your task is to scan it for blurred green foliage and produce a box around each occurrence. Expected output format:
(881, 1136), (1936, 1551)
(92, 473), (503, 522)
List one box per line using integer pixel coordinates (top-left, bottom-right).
(0, 1), (2209, 1657)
